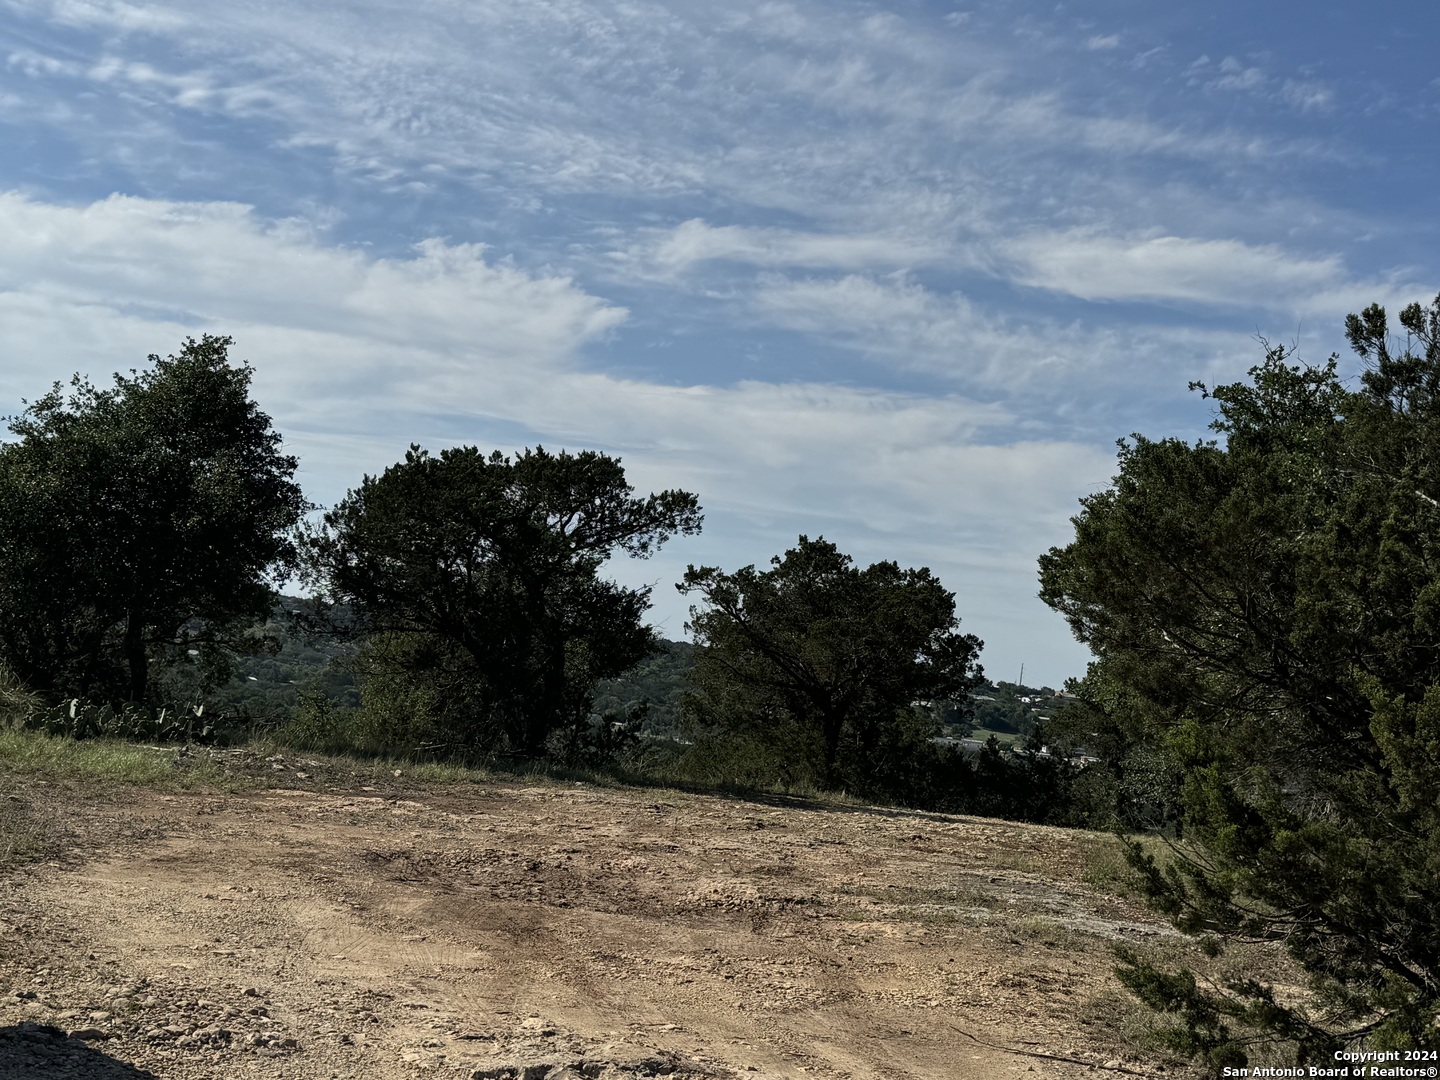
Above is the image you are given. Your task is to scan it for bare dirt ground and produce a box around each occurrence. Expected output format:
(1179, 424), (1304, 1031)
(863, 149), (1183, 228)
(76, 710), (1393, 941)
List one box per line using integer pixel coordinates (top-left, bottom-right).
(0, 756), (1184, 1080)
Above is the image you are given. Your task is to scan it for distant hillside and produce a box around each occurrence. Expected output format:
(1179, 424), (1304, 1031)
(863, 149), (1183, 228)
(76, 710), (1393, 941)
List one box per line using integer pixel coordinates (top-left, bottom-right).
(187, 611), (1068, 743)
(159, 599), (358, 723)
(182, 605), (691, 729)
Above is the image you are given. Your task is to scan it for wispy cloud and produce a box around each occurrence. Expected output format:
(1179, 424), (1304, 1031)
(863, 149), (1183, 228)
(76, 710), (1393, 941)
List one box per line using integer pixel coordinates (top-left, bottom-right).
(0, 192), (626, 367)
(1187, 54), (1335, 113)
(1004, 231), (1343, 307)
(621, 219), (948, 278)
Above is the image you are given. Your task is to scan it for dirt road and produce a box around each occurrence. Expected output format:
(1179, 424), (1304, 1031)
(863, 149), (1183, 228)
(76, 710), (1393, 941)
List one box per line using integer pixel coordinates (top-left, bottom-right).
(0, 762), (1175, 1080)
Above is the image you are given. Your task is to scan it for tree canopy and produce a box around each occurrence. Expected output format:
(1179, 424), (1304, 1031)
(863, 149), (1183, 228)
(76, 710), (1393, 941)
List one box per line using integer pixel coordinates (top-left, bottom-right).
(0, 335), (308, 704)
(302, 444), (702, 756)
(680, 535), (983, 793)
(1039, 299), (1440, 1063)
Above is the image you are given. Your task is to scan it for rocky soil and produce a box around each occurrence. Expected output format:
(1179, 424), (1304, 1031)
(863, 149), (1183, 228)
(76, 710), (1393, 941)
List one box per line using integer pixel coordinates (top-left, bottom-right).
(0, 760), (1182, 1080)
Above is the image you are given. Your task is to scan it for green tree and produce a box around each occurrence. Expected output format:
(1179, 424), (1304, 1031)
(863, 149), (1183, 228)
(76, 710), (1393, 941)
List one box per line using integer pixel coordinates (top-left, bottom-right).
(0, 336), (308, 704)
(1039, 300), (1440, 1065)
(679, 535), (983, 793)
(302, 444), (702, 757)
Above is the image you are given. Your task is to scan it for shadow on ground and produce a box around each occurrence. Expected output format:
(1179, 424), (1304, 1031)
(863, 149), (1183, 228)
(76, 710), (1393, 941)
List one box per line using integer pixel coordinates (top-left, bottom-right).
(0, 1023), (158, 1080)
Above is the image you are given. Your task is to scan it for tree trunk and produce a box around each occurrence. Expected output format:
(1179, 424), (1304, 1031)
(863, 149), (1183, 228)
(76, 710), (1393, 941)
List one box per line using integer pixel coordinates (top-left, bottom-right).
(124, 610), (148, 703)
(820, 711), (844, 790)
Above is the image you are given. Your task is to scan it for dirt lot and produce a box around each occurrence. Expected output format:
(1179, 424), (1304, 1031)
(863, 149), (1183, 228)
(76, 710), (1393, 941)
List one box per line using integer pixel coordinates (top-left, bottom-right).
(0, 754), (1183, 1080)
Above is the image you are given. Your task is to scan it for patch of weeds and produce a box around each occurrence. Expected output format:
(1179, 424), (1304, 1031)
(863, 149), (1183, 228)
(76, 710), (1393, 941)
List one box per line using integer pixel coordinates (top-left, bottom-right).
(1082, 832), (1177, 898)
(1075, 988), (1187, 1064)
(0, 727), (234, 789)
(1008, 914), (1090, 950)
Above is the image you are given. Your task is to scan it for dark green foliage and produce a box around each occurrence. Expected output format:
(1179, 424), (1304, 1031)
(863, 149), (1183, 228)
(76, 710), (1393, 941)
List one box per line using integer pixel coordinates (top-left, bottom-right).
(1042, 669), (1185, 832)
(0, 336), (308, 705)
(302, 444), (702, 757)
(1039, 299), (1440, 1063)
(591, 639), (695, 734)
(679, 535), (983, 796)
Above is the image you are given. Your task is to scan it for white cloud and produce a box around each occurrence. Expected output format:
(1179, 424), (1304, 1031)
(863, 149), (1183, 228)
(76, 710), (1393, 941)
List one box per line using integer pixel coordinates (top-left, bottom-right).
(752, 271), (1154, 389)
(997, 229), (1427, 322)
(1213, 56), (1265, 93)
(1187, 54), (1334, 114)
(626, 218), (947, 277)
(0, 192), (626, 373)
(1004, 230), (1343, 307)
(1281, 79), (1333, 112)
(7, 49), (82, 77)
(46, 0), (187, 31)
(1085, 34), (1119, 51)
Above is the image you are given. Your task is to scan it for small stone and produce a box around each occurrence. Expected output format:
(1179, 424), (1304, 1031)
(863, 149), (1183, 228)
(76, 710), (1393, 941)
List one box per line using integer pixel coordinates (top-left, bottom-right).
(242, 987), (261, 997)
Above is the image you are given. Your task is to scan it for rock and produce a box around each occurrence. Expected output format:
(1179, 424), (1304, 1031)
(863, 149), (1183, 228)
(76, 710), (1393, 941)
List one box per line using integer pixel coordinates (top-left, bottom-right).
(470, 1068), (519, 1080)
(68, 1026), (111, 1041)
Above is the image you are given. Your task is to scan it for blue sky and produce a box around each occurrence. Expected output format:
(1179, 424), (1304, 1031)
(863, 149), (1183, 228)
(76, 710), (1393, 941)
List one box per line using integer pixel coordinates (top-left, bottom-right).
(2, 0), (1436, 687)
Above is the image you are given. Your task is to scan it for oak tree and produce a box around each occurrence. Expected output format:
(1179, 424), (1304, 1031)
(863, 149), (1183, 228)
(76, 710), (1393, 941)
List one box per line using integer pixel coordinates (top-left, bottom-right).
(680, 535), (983, 793)
(303, 444), (701, 756)
(0, 335), (308, 703)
